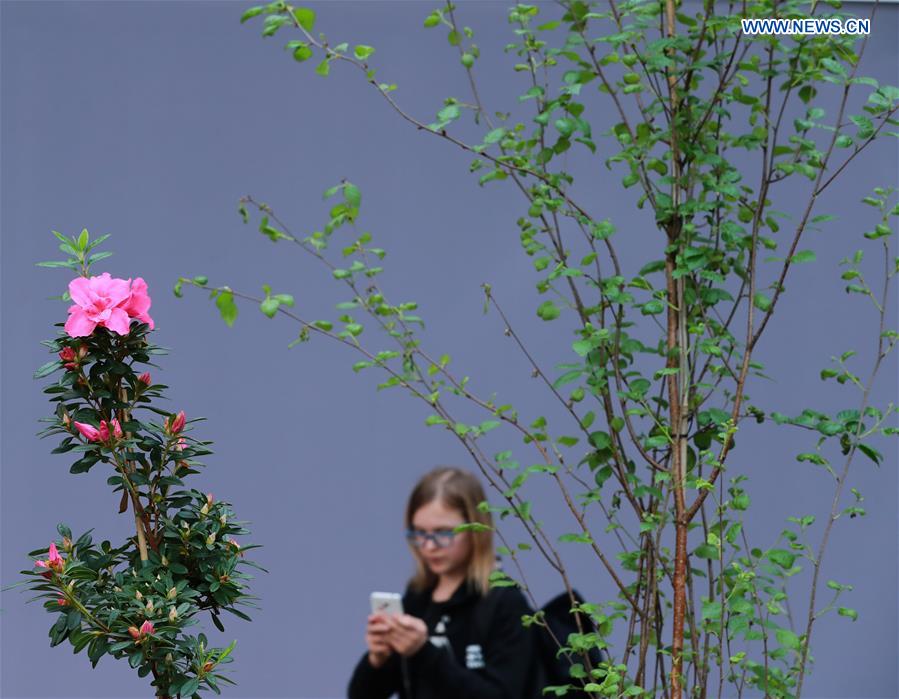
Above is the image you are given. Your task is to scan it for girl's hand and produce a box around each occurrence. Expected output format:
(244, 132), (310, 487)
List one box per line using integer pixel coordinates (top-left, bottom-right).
(385, 613), (429, 657)
(365, 613), (393, 668)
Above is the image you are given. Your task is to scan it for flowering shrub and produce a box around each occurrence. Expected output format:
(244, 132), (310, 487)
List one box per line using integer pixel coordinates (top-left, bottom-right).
(13, 230), (264, 699)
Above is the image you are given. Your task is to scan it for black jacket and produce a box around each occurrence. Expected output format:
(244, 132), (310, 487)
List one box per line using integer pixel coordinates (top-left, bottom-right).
(348, 579), (545, 699)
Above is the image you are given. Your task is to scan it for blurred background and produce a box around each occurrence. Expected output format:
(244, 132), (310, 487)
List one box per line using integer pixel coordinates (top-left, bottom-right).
(2, 1), (896, 697)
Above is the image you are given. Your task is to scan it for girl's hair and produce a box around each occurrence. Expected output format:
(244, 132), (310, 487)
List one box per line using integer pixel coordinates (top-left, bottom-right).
(405, 466), (495, 597)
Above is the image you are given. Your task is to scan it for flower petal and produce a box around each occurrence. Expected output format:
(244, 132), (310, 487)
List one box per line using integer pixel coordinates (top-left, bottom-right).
(103, 308), (131, 336)
(64, 308), (97, 338)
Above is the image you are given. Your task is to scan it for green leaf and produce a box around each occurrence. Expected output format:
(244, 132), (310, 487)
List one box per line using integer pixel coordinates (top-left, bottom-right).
(345, 183), (362, 209)
(838, 607), (858, 621)
(180, 678), (200, 696)
(775, 627), (801, 650)
(292, 43), (313, 62)
(701, 600), (722, 621)
(260, 298), (279, 318)
(484, 128), (506, 144)
(767, 549), (796, 569)
(215, 290), (238, 327)
(315, 58), (330, 77)
(240, 6), (264, 23)
(353, 44), (375, 60)
(558, 532), (592, 544)
(790, 250), (816, 264)
(537, 301), (560, 321)
(753, 293), (771, 312)
(293, 7), (316, 31)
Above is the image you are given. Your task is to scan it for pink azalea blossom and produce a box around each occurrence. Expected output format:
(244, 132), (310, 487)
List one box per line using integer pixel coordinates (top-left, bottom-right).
(121, 278), (155, 330)
(64, 273), (155, 338)
(35, 542), (65, 575)
(65, 273), (133, 337)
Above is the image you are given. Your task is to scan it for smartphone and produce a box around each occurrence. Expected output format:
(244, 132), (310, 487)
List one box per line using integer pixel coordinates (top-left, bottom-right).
(370, 591), (404, 617)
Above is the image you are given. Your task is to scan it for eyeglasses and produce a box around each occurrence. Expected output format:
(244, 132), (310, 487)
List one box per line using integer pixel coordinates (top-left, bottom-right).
(405, 528), (458, 549)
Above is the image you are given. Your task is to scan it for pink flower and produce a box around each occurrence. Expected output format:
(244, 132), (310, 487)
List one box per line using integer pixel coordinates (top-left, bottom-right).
(35, 542), (65, 575)
(139, 620), (155, 636)
(64, 274), (155, 338)
(57, 597), (69, 606)
(65, 273), (132, 337)
(73, 421), (101, 442)
(121, 278), (155, 330)
(138, 372), (152, 385)
(110, 418), (123, 440)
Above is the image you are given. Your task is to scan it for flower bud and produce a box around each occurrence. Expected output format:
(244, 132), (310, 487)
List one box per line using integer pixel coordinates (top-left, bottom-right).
(206, 493), (214, 506)
(161, 555), (169, 567)
(167, 586), (177, 600)
(168, 606), (178, 622)
(165, 653), (173, 664)
(138, 372), (152, 385)
(57, 597), (69, 606)
(219, 514), (227, 525)
(205, 533), (216, 546)
(62, 536), (73, 552)
(135, 590), (143, 601)
(146, 599), (154, 612)
(77, 344), (89, 360)
(203, 661), (214, 673)
(128, 626), (141, 640)
(169, 410), (186, 435)
(59, 347), (78, 371)
(199, 503), (209, 516)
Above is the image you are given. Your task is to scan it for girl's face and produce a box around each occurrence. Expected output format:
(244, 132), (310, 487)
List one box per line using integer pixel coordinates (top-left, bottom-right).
(410, 499), (473, 580)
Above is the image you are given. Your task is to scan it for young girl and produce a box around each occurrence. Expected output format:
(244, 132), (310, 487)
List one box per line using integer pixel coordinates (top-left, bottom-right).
(347, 466), (545, 699)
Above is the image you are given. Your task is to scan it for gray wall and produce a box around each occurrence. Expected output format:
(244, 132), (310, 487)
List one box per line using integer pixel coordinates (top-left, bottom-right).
(1, 2), (896, 697)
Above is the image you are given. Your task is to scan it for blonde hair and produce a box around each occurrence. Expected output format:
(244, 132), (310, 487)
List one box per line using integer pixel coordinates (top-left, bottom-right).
(405, 466), (495, 597)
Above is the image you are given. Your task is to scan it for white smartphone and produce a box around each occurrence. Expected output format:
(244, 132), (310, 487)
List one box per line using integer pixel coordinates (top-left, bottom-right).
(370, 591), (404, 616)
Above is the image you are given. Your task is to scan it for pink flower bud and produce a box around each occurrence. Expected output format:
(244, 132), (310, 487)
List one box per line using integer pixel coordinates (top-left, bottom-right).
(206, 493), (214, 506)
(138, 372), (152, 385)
(57, 597), (69, 606)
(110, 418), (123, 439)
(98, 421), (110, 442)
(139, 620), (155, 636)
(128, 626), (141, 640)
(170, 411), (186, 435)
(58, 347), (78, 370)
(73, 421), (101, 442)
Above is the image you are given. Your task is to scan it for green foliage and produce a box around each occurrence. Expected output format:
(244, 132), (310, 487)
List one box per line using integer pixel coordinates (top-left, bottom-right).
(18, 234), (264, 697)
(181, 2), (899, 697)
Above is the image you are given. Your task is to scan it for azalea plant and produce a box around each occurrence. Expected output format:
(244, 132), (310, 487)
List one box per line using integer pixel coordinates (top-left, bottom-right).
(10, 230), (264, 699)
(179, 1), (897, 698)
